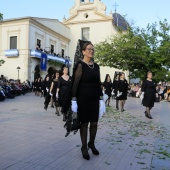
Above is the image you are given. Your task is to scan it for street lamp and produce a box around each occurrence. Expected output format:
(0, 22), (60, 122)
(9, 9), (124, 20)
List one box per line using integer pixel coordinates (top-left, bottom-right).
(17, 66), (21, 80)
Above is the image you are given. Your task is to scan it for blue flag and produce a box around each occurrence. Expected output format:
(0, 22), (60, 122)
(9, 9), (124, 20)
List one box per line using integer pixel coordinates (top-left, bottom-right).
(65, 59), (69, 67)
(40, 53), (47, 71)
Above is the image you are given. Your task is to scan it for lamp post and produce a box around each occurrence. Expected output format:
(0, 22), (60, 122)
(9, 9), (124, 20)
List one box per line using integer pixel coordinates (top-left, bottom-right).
(17, 66), (21, 80)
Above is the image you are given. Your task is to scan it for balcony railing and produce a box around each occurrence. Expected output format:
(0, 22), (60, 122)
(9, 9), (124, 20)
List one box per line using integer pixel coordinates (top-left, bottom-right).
(30, 50), (72, 66)
(5, 49), (19, 57)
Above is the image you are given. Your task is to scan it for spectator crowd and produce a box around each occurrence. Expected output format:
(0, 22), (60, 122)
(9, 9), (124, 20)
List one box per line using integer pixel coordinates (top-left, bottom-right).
(0, 75), (32, 101)
(128, 82), (170, 102)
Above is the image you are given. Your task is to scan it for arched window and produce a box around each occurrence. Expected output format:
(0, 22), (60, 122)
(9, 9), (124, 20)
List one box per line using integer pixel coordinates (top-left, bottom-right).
(80, 0), (85, 3)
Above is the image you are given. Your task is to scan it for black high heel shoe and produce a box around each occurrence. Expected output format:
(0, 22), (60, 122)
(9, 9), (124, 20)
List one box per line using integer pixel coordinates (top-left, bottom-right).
(81, 147), (90, 160)
(147, 114), (153, 119)
(63, 114), (66, 121)
(44, 105), (48, 111)
(88, 142), (99, 155)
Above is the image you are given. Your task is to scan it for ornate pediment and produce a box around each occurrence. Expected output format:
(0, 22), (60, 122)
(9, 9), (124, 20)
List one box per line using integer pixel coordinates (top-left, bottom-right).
(64, 0), (111, 25)
(70, 0), (106, 17)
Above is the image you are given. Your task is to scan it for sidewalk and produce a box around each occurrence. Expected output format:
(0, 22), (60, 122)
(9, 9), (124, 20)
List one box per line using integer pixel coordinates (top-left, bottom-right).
(0, 93), (170, 170)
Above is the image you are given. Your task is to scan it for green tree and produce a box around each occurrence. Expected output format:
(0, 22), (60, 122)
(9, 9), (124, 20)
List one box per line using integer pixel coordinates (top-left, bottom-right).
(0, 13), (3, 21)
(0, 59), (5, 66)
(94, 19), (170, 82)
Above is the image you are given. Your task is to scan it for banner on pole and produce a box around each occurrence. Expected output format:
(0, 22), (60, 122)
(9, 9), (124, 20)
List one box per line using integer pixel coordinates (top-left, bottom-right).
(40, 53), (47, 71)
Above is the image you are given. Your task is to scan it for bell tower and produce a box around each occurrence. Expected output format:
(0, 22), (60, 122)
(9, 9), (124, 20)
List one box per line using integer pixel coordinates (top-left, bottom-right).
(70, 0), (106, 17)
(75, 0), (94, 6)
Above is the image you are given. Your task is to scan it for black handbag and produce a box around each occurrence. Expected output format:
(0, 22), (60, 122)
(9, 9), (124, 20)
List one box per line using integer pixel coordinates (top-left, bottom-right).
(64, 107), (80, 137)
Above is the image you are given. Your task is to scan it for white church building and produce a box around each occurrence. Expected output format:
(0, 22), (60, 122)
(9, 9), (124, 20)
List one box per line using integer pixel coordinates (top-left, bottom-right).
(0, 0), (129, 82)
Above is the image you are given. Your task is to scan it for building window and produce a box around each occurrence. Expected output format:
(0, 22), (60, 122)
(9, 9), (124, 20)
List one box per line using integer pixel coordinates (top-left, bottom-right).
(80, 0), (85, 3)
(51, 44), (54, 53)
(82, 27), (90, 41)
(10, 36), (17, 49)
(84, 13), (89, 18)
(62, 49), (64, 58)
(37, 39), (41, 48)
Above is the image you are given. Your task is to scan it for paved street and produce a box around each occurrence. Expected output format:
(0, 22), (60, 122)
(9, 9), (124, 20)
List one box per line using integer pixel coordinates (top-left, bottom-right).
(0, 93), (170, 170)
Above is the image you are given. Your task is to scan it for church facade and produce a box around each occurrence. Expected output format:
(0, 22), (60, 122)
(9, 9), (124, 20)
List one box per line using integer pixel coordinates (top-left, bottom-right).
(0, 0), (129, 82)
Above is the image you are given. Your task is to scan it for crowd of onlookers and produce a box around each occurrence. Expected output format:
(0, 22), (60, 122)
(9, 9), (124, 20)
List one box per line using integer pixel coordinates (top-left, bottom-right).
(36, 45), (70, 60)
(0, 76), (32, 102)
(129, 82), (170, 102)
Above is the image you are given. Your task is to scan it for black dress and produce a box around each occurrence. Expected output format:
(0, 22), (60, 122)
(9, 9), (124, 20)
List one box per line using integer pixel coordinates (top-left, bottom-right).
(103, 81), (112, 98)
(112, 79), (119, 96)
(52, 79), (59, 104)
(42, 80), (51, 97)
(58, 76), (72, 113)
(44, 80), (52, 107)
(36, 81), (41, 92)
(117, 79), (129, 100)
(141, 80), (156, 107)
(72, 61), (103, 123)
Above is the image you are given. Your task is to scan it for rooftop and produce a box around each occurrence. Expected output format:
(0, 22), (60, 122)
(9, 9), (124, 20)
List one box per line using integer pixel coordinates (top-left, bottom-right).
(112, 12), (128, 31)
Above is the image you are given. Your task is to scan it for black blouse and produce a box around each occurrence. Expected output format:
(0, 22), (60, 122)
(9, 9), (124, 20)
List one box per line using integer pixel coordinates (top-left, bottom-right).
(71, 61), (103, 100)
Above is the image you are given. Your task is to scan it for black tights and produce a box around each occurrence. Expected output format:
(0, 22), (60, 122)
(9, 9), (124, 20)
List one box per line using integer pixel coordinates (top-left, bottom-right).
(146, 107), (152, 115)
(119, 100), (126, 110)
(80, 122), (98, 148)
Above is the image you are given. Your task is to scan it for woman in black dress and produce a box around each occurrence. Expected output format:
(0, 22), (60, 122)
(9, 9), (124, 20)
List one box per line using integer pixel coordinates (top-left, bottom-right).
(44, 75), (53, 110)
(58, 67), (72, 121)
(141, 71), (157, 119)
(117, 72), (129, 112)
(103, 74), (112, 107)
(40, 77), (44, 97)
(49, 71), (60, 116)
(34, 79), (38, 96)
(36, 77), (41, 96)
(71, 42), (104, 160)
(42, 75), (50, 98)
(112, 74), (119, 110)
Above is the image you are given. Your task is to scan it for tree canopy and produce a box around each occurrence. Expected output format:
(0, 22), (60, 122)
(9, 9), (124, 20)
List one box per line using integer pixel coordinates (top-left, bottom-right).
(0, 59), (5, 66)
(94, 19), (170, 82)
(0, 13), (3, 21)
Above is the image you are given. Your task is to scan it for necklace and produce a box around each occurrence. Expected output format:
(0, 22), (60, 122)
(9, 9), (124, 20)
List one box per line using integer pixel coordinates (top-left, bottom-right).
(82, 60), (94, 69)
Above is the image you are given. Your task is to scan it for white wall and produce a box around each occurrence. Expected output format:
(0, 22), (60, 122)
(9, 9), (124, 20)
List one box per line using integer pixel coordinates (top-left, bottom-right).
(29, 23), (69, 56)
(0, 20), (29, 81)
(33, 18), (70, 40)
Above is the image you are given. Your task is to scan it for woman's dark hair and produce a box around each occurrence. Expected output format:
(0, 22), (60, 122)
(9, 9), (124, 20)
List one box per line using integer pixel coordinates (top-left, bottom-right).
(145, 70), (152, 80)
(61, 66), (69, 76)
(82, 42), (93, 52)
(146, 71), (152, 77)
(119, 72), (124, 77)
(54, 70), (60, 78)
(55, 70), (60, 74)
(112, 72), (119, 82)
(113, 73), (119, 81)
(44, 74), (49, 81)
(104, 74), (111, 82)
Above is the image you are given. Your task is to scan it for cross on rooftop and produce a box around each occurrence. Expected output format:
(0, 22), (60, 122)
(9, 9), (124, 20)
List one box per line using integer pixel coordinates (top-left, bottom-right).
(113, 2), (119, 13)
